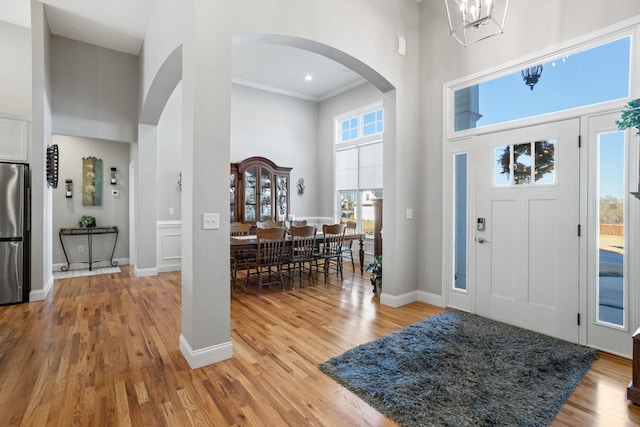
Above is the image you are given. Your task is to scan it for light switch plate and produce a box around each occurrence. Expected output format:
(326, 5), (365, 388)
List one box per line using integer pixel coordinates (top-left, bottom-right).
(203, 213), (219, 230)
(406, 208), (413, 220)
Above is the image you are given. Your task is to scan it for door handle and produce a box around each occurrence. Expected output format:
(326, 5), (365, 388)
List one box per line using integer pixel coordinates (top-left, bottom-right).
(476, 237), (490, 244)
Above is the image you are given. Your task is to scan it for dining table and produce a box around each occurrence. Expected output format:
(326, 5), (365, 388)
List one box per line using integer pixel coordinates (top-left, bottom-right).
(230, 231), (366, 274)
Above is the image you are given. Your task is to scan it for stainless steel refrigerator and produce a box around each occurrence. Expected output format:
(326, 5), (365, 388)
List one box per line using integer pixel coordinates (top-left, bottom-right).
(0, 163), (29, 304)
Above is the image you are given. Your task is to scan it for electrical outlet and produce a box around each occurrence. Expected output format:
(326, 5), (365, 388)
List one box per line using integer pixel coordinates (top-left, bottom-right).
(78, 245), (84, 253)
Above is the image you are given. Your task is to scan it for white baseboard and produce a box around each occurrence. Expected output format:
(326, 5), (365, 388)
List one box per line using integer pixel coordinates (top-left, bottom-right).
(179, 334), (233, 369)
(379, 290), (446, 308)
(30, 274), (54, 302)
(380, 290), (418, 307)
(134, 266), (158, 277)
(158, 263), (181, 273)
(417, 290), (446, 307)
(52, 258), (129, 273)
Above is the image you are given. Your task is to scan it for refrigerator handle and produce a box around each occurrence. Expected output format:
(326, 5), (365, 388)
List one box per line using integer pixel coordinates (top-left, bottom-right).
(26, 188), (31, 232)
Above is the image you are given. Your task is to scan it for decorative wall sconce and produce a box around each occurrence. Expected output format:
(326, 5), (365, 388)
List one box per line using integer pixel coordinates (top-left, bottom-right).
(110, 167), (117, 185)
(65, 179), (73, 198)
(444, 0), (510, 47)
(297, 177), (305, 195)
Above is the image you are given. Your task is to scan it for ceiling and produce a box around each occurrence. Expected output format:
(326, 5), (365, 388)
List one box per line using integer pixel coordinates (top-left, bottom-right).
(0, 0), (368, 101)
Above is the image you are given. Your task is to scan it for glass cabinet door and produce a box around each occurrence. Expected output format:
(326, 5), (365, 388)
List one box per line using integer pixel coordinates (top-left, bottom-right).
(244, 167), (257, 222)
(230, 173), (236, 222)
(259, 168), (272, 221)
(277, 175), (288, 220)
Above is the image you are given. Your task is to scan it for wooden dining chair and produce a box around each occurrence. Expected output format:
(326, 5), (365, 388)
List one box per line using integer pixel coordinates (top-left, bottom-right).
(245, 227), (287, 296)
(317, 223), (346, 283)
(256, 220), (282, 229)
(230, 222), (253, 290)
(285, 225), (317, 289)
(341, 220), (357, 271)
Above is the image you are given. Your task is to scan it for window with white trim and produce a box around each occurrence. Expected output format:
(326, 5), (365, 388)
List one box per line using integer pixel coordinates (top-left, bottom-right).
(335, 104), (383, 235)
(338, 107), (384, 144)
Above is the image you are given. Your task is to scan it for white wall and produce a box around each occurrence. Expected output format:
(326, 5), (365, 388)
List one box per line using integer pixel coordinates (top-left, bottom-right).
(157, 82), (183, 221)
(51, 135), (130, 268)
(50, 36), (139, 143)
(0, 22), (31, 117)
(138, 0), (421, 366)
(231, 84), (319, 218)
(29, 0), (54, 301)
(417, 0), (640, 297)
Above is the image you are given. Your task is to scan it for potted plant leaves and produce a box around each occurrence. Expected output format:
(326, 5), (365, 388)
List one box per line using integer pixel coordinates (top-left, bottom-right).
(78, 215), (96, 228)
(366, 255), (382, 295)
(616, 98), (640, 198)
(616, 98), (640, 135)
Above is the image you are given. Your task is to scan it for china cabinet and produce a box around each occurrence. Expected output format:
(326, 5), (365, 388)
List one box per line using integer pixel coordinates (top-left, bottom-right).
(230, 157), (292, 225)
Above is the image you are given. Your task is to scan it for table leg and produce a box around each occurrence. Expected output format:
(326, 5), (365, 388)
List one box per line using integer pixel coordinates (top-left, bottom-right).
(109, 228), (119, 267)
(59, 231), (71, 271)
(88, 233), (93, 271)
(359, 237), (364, 274)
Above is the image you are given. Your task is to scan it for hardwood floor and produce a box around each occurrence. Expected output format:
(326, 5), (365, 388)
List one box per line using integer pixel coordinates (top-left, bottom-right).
(1, 265), (639, 426)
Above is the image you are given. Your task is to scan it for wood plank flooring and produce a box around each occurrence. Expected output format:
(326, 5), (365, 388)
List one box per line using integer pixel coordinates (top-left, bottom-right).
(0, 265), (639, 426)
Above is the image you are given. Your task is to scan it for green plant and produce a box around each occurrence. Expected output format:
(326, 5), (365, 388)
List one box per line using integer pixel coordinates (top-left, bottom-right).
(616, 98), (640, 135)
(78, 215), (96, 227)
(366, 255), (382, 287)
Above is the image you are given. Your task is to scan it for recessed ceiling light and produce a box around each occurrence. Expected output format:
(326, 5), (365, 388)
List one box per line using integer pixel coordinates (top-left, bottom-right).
(304, 74), (313, 81)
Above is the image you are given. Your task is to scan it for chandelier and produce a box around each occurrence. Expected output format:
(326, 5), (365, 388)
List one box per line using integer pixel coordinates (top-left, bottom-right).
(444, 0), (510, 47)
(522, 65), (543, 91)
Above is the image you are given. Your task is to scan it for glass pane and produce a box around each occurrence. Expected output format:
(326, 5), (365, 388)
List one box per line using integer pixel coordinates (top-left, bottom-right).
(361, 190), (377, 235)
(513, 143), (532, 185)
(494, 146), (511, 186)
(339, 191), (357, 223)
(230, 173), (235, 222)
(454, 37), (630, 132)
(534, 140), (555, 183)
(340, 117), (359, 142)
(363, 123), (375, 136)
(260, 168), (272, 221)
(597, 131), (625, 326)
(276, 175), (287, 220)
(244, 167), (257, 222)
(454, 153), (468, 290)
(363, 112), (375, 125)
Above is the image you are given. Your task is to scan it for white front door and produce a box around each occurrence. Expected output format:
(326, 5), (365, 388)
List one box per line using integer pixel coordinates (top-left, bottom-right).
(474, 119), (580, 343)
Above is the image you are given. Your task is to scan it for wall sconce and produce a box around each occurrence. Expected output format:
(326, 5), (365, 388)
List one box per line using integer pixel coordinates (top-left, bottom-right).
(65, 179), (73, 198)
(110, 167), (117, 185)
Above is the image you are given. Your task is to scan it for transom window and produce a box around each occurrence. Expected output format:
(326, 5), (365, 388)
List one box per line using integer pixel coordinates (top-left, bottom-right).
(338, 106), (384, 144)
(453, 36), (631, 133)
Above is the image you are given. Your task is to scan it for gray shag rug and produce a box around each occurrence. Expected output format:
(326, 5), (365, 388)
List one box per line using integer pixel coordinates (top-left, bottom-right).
(319, 311), (597, 427)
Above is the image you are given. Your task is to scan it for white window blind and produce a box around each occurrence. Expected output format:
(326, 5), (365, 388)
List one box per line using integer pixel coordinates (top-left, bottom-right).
(358, 143), (383, 189)
(336, 148), (358, 190)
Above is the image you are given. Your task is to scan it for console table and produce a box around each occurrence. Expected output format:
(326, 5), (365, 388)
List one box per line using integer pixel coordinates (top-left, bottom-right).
(59, 226), (119, 271)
